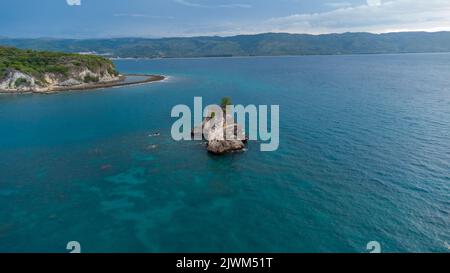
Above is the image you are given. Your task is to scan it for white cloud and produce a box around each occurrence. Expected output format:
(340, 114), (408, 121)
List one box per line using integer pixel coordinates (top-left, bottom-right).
(174, 0), (251, 8)
(66, 0), (81, 6)
(265, 0), (450, 34)
(325, 2), (353, 8)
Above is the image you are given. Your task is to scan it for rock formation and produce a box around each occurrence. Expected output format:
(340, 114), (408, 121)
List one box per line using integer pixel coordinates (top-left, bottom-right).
(192, 115), (247, 155)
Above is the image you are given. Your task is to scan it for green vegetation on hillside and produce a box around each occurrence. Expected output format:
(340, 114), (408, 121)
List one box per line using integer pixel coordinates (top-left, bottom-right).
(0, 46), (118, 82)
(2, 32), (450, 58)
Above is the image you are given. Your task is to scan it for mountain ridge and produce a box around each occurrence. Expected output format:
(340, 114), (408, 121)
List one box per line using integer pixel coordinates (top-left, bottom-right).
(2, 32), (450, 58)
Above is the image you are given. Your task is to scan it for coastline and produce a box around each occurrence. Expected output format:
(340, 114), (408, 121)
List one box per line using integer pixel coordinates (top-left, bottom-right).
(108, 51), (450, 62)
(0, 74), (166, 94)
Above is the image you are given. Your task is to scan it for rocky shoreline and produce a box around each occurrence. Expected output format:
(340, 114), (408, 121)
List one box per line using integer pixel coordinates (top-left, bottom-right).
(0, 74), (166, 94)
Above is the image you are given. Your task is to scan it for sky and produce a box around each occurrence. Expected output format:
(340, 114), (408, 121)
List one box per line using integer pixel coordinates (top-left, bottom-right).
(0, 0), (450, 38)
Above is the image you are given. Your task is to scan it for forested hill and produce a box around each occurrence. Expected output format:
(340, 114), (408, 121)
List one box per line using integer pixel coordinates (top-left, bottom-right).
(2, 32), (450, 58)
(0, 46), (119, 92)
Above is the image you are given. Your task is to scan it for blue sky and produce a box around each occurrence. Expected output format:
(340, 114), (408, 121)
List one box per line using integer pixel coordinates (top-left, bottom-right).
(1, 0), (449, 38)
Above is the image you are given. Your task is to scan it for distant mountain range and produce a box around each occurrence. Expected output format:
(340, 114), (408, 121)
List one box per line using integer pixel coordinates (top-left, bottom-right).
(2, 32), (450, 58)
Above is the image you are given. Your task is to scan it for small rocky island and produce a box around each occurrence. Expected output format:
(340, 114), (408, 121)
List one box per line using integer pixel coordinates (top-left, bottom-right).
(0, 46), (164, 93)
(192, 97), (248, 155)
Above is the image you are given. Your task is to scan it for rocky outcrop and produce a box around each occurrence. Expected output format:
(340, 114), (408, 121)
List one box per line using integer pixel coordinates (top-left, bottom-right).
(0, 71), (42, 92)
(207, 139), (245, 155)
(57, 79), (83, 87)
(0, 68), (120, 93)
(193, 115), (247, 155)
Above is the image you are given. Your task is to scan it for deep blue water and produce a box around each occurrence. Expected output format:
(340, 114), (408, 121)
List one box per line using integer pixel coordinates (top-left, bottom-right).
(0, 54), (449, 253)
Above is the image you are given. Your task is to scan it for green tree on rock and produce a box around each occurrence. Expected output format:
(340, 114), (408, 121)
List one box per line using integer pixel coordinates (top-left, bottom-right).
(220, 97), (233, 113)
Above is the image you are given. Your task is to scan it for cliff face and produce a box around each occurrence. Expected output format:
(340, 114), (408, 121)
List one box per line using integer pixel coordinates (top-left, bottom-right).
(0, 68), (120, 92)
(0, 46), (120, 93)
(192, 114), (247, 155)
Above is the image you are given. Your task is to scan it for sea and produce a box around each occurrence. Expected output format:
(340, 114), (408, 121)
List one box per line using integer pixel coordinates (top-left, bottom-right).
(0, 53), (449, 252)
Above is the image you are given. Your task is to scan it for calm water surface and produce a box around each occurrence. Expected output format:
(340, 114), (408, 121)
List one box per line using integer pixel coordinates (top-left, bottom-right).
(0, 54), (449, 252)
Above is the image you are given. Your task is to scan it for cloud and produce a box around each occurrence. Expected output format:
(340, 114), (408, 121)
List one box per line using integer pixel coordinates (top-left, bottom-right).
(366, 0), (382, 6)
(66, 0), (81, 6)
(325, 2), (353, 8)
(174, 0), (251, 8)
(266, 0), (450, 34)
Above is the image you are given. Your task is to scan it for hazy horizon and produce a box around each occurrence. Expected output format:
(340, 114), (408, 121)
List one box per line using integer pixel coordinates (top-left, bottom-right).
(2, 30), (450, 40)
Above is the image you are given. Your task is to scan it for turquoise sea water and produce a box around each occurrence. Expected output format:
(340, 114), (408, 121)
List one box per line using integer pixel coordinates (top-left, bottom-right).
(0, 54), (449, 253)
